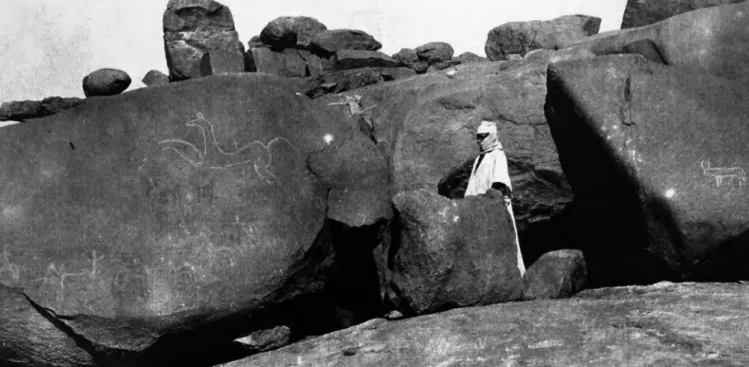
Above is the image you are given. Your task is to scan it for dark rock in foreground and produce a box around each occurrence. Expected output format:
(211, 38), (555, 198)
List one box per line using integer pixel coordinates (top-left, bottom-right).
(545, 54), (749, 284)
(522, 249), (586, 300)
(621, 0), (745, 28)
(0, 97), (84, 122)
(223, 282), (749, 366)
(391, 189), (523, 315)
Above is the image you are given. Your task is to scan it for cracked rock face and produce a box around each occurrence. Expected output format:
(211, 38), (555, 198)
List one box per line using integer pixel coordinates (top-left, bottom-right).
(485, 14), (601, 61)
(545, 55), (749, 284)
(223, 282), (749, 367)
(163, 0), (244, 81)
(0, 74), (390, 365)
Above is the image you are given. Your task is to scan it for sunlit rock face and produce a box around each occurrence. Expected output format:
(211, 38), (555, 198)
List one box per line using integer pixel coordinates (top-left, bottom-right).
(545, 55), (749, 285)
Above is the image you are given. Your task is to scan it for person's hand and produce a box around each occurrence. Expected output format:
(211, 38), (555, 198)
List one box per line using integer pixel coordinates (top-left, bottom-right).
(503, 196), (511, 206)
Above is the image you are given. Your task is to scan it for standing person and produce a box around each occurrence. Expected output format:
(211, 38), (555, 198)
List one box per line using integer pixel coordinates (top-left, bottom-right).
(465, 120), (526, 276)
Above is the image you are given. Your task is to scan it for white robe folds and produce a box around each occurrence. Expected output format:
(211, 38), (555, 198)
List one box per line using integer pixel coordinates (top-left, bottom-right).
(465, 148), (526, 276)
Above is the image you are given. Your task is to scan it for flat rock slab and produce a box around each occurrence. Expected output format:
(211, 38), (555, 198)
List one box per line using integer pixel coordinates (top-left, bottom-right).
(0, 97), (84, 122)
(545, 54), (749, 282)
(223, 281), (749, 367)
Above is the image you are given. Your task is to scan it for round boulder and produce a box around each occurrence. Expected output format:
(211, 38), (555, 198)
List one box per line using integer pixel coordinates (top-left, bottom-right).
(260, 16), (327, 49)
(415, 42), (454, 65)
(82, 68), (131, 97)
(522, 250), (587, 300)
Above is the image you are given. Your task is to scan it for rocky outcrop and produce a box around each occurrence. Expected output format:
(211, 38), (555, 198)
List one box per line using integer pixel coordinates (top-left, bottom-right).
(0, 73), (390, 365)
(390, 189), (523, 315)
(82, 68), (131, 97)
(302, 67), (416, 99)
(163, 0), (244, 81)
(224, 282), (749, 367)
(415, 42), (455, 65)
(522, 249), (587, 300)
(325, 48), (593, 240)
(142, 70), (170, 86)
(310, 29), (383, 57)
(0, 97), (84, 122)
(454, 51), (488, 63)
(545, 54), (749, 285)
(259, 16), (327, 50)
(392, 48), (428, 74)
(621, 0), (745, 28)
(334, 50), (399, 70)
(485, 14), (601, 60)
(566, 1), (749, 80)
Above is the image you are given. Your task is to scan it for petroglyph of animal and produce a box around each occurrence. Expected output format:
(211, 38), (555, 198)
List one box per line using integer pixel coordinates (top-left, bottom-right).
(701, 160), (747, 188)
(159, 113), (294, 184)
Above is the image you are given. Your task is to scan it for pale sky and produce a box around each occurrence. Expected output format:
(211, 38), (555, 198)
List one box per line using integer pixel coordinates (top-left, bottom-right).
(0, 0), (627, 104)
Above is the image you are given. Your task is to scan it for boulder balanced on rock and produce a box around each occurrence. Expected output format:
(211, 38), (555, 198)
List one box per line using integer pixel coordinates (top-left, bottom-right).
(82, 68), (131, 97)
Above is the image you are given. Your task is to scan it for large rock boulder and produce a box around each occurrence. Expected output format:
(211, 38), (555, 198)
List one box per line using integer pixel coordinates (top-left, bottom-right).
(82, 68), (131, 97)
(163, 0), (244, 81)
(0, 74), (390, 365)
(621, 0), (745, 28)
(545, 54), (749, 285)
(0, 97), (84, 122)
(310, 29), (382, 57)
(485, 15), (601, 61)
(566, 1), (749, 80)
(224, 282), (749, 367)
(334, 50), (399, 71)
(522, 249), (587, 300)
(392, 48), (429, 73)
(390, 189), (523, 315)
(259, 16), (327, 50)
(415, 42), (455, 65)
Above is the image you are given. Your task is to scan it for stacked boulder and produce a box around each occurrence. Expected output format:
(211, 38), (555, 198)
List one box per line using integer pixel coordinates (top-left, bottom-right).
(249, 17), (416, 97)
(485, 14), (601, 61)
(393, 42), (487, 74)
(163, 0), (245, 81)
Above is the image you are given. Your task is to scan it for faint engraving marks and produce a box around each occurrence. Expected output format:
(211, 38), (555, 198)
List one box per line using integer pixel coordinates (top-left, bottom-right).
(0, 245), (21, 284)
(701, 160), (746, 188)
(158, 112), (295, 184)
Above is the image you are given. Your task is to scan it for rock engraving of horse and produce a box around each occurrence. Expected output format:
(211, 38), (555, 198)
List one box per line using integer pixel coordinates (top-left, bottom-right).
(158, 113), (292, 184)
(701, 160), (747, 188)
